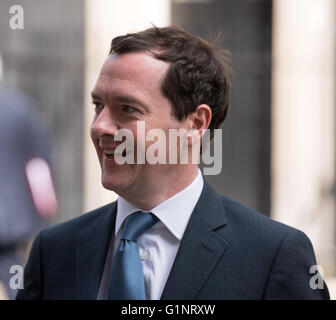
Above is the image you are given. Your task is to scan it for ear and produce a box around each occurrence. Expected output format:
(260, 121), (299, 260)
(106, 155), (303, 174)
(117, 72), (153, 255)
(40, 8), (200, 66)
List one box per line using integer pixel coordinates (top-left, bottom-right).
(186, 104), (212, 145)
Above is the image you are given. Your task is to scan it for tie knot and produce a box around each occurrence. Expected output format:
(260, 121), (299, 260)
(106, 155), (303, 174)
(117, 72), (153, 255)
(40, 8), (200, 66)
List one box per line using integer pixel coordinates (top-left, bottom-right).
(121, 211), (158, 242)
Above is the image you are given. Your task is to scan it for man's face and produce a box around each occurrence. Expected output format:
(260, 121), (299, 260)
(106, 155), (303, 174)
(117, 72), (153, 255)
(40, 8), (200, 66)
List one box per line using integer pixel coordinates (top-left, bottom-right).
(90, 52), (189, 197)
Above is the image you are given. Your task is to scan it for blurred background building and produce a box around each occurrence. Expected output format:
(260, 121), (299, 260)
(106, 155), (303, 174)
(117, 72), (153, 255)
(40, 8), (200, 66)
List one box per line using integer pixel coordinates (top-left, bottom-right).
(0, 0), (335, 298)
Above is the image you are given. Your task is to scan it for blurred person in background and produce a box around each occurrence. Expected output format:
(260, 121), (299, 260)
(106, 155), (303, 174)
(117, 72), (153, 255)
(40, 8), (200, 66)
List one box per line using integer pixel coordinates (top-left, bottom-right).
(0, 53), (58, 299)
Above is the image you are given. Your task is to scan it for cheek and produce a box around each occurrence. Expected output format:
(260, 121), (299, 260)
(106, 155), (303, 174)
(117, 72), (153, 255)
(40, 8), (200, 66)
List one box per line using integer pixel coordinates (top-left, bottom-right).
(90, 122), (100, 146)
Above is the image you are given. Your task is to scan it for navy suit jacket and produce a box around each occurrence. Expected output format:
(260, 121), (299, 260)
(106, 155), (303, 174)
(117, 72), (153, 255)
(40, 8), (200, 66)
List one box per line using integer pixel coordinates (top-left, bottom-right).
(16, 181), (330, 300)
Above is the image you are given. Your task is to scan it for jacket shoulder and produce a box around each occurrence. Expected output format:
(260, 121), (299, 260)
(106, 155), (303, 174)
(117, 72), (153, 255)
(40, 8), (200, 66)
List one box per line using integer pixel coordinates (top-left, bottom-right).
(219, 193), (308, 247)
(40, 202), (116, 243)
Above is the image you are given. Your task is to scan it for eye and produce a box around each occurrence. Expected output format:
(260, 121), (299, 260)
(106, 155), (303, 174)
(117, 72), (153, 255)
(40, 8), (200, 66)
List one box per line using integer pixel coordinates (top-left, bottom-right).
(122, 105), (138, 113)
(92, 101), (104, 113)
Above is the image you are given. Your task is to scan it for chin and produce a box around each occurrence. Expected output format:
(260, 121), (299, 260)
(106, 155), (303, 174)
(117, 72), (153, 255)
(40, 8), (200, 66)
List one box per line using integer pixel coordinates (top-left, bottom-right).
(101, 179), (122, 192)
(101, 174), (131, 193)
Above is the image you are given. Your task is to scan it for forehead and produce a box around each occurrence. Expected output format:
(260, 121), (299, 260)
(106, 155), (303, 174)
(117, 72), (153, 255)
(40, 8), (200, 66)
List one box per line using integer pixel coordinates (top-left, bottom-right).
(95, 52), (169, 97)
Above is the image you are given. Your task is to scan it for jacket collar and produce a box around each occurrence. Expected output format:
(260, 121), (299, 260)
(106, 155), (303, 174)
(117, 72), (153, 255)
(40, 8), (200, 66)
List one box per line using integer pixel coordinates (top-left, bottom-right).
(160, 180), (229, 299)
(75, 202), (117, 299)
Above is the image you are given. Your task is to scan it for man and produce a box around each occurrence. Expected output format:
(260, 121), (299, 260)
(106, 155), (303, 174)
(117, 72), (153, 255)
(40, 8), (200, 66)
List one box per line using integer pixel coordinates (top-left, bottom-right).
(0, 85), (58, 299)
(17, 26), (329, 300)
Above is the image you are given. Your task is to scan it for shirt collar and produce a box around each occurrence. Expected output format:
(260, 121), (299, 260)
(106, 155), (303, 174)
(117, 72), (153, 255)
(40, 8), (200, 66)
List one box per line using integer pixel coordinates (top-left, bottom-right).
(115, 168), (204, 240)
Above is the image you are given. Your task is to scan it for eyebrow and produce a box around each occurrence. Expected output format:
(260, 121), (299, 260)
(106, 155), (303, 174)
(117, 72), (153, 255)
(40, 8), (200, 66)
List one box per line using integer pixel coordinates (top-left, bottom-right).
(90, 91), (150, 113)
(90, 91), (101, 100)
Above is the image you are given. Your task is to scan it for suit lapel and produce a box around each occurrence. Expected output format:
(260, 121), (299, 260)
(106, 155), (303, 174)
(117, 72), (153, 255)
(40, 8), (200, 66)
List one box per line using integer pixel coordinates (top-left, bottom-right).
(161, 181), (229, 300)
(75, 202), (117, 299)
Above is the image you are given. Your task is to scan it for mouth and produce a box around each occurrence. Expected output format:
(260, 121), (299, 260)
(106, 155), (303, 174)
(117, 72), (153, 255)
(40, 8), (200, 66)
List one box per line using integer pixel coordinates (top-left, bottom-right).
(103, 148), (129, 159)
(104, 149), (115, 159)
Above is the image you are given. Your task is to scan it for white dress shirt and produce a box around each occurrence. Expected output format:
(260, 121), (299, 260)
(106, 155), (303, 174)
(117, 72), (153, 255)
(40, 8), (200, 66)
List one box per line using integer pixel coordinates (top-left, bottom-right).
(98, 168), (204, 300)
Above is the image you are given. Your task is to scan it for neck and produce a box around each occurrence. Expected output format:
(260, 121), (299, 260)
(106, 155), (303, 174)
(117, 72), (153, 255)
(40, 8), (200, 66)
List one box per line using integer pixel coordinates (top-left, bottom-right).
(118, 165), (199, 211)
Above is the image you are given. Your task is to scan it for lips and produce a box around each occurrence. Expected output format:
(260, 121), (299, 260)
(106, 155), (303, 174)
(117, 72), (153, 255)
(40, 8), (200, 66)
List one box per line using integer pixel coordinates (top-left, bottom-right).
(103, 148), (129, 159)
(104, 149), (115, 159)
(99, 143), (118, 159)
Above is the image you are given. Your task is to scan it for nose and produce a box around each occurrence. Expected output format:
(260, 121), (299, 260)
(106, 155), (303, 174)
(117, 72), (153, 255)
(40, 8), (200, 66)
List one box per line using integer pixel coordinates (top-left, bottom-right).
(90, 107), (118, 139)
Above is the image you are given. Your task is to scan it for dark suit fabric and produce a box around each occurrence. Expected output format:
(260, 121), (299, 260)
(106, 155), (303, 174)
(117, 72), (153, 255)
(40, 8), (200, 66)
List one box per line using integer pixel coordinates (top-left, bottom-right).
(16, 181), (330, 300)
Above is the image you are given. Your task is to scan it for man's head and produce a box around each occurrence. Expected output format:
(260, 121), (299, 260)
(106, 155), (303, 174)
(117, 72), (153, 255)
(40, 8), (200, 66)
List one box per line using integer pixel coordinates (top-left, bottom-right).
(90, 26), (232, 208)
(110, 26), (232, 134)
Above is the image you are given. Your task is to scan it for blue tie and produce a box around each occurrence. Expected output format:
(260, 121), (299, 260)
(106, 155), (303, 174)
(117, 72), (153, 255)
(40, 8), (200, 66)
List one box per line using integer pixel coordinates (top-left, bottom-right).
(108, 211), (158, 300)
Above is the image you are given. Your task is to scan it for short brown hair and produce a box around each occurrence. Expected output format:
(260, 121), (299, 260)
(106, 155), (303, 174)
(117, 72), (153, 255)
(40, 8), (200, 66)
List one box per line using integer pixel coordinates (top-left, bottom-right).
(109, 26), (232, 133)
